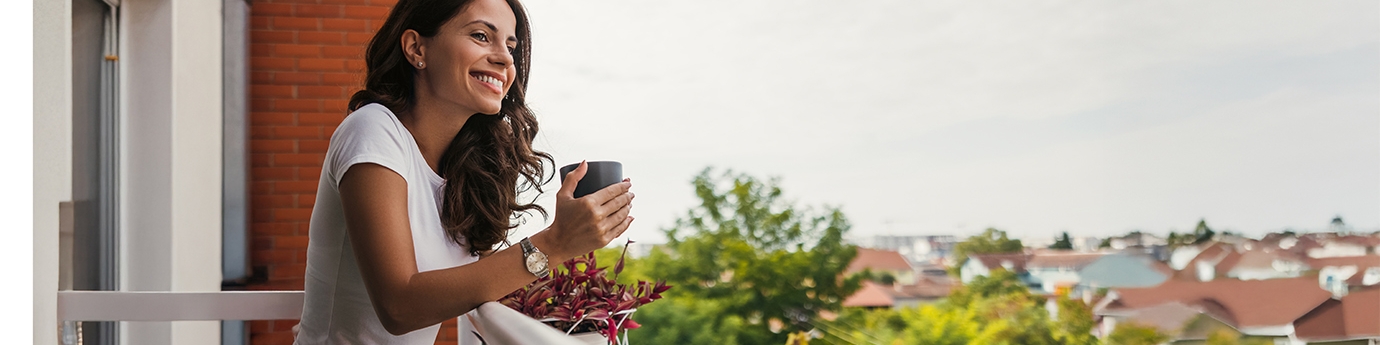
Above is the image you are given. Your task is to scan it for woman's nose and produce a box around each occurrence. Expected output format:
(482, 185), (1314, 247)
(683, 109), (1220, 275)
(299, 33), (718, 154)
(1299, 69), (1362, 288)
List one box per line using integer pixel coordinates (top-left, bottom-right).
(490, 47), (514, 66)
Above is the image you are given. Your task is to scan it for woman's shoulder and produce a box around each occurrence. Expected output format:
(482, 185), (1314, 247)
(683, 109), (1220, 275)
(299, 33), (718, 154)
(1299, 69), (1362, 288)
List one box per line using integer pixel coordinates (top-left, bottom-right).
(336, 103), (404, 135)
(329, 103), (414, 150)
(324, 103), (415, 177)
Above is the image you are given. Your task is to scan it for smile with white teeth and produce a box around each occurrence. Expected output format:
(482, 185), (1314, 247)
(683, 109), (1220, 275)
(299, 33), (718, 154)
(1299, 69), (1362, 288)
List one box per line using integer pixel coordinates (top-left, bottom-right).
(474, 74), (504, 89)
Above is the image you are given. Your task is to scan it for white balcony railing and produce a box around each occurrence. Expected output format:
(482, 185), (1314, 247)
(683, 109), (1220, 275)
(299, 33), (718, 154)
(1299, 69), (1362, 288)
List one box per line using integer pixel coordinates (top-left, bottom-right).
(56, 291), (589, 345)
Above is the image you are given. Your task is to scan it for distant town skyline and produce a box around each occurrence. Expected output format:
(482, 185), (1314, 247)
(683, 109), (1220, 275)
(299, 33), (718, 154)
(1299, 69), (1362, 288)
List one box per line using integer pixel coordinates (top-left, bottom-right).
(507, 0), (1379, 244)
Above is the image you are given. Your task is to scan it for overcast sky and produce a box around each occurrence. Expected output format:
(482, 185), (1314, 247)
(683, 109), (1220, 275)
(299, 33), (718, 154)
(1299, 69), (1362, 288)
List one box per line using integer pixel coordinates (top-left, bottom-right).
(506, 0), (1380, 244)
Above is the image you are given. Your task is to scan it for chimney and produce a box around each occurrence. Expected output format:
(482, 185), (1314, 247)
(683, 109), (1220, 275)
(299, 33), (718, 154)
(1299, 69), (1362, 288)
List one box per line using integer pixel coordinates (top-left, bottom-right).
(1196, 261), (1215, 282)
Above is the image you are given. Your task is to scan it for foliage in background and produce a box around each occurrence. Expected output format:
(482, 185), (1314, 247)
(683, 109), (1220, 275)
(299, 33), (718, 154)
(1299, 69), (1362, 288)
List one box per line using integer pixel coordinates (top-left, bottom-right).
(1204, 329), (1274, 345)
(816, 270), (1069, 345)
(1052, 295), (1098, 345)
(1192, 218), (1216, 244)
(629, 168), (863, 345)
(1049, 231), (1073, 250)
(949, 228), (1024, 275)
(1105, 322), (1167, 345)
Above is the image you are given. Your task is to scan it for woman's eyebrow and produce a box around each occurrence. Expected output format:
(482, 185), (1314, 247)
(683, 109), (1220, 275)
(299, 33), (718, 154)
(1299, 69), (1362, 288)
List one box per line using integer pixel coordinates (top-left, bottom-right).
(465, 19), (518, 44)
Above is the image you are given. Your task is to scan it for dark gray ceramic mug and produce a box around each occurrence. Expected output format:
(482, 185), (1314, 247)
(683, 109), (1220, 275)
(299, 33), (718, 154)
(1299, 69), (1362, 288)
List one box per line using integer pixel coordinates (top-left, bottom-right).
(559, 161), (623, 198)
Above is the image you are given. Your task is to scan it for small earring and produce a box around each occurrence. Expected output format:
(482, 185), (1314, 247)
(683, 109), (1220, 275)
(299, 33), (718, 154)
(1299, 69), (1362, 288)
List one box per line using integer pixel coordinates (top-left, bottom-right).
(417, 61), (425, 68)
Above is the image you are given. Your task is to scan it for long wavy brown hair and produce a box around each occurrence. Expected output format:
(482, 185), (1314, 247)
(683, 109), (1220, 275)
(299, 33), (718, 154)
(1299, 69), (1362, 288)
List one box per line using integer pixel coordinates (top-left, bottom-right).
(347, 0), (552, 256)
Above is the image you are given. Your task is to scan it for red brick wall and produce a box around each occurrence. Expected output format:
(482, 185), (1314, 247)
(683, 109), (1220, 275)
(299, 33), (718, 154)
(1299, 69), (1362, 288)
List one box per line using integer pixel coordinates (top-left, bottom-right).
(246, 0), (459, 343)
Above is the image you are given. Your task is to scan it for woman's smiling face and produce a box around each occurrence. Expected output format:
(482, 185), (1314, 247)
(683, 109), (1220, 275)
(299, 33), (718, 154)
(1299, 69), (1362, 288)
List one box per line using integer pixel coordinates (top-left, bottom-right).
(414, 0), (518, 115)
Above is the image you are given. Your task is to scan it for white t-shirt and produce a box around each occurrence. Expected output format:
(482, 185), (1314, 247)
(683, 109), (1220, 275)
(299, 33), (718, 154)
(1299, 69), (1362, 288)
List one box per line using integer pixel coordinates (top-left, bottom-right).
(295, 103), (481, 344)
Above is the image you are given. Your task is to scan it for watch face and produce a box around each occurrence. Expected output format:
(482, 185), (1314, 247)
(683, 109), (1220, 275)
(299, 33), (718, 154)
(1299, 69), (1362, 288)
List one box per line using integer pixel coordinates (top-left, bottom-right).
(525, 252), (547, 274)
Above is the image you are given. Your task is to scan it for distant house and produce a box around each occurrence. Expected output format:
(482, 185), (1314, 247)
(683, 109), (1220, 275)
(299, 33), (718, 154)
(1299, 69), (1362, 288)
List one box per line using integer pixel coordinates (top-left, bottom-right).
(1073, 236), (1102, 253)
(961, 251), (1117, 295)
(856, 235), (959, 267)
(1093, 302), (1241, 342)
(1105, 232), (1170, 261)
(1309, 240), (1371, 259)
(1170, 242), (1236, 282)
(1107, 232), (1167, 250)
(846, 248), (917, 285)
(841, 281), (896, 309)
(840, 277), (957, 309)
(1307, 255), (1380, 297)
(1222, 249), (1308, 281)
(842, 248), (955, 309)
(959, 253), (1030, 285)
(1079, 253), (1171, 291)
(1095, 277), (1334, 342)
(1025, 251), (1107, 294)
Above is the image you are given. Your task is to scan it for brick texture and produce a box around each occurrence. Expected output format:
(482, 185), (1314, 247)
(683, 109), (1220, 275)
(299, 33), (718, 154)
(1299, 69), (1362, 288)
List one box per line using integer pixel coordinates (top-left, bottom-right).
(245, 0), (461, 344)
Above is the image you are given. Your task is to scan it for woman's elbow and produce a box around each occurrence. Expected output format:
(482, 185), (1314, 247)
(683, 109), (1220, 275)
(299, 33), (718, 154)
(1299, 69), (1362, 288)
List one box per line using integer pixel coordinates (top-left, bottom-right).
(375, 306), (421, 336)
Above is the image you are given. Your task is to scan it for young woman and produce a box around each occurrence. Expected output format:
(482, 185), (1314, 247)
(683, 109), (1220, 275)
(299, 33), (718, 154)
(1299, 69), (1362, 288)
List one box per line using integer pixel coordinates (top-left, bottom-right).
(293, 0), (635, 343)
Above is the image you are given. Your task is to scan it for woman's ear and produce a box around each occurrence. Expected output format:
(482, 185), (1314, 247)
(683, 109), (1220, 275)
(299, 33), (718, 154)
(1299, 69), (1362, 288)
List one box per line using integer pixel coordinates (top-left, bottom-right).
(400, 29), (426, 68)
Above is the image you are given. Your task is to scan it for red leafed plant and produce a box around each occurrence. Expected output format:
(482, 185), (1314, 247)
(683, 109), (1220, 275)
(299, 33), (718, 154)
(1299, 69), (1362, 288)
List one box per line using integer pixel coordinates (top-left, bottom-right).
(499, 241), (672, 344)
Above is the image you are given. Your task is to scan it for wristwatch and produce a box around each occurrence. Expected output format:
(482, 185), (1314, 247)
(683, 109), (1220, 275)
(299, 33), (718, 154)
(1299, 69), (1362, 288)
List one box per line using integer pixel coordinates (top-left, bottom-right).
(519, 237), (550, 277)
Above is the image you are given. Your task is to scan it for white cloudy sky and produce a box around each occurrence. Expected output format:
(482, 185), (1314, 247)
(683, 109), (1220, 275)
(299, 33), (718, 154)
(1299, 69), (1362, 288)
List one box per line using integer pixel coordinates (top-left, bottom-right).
(506, 0), (1379, 244)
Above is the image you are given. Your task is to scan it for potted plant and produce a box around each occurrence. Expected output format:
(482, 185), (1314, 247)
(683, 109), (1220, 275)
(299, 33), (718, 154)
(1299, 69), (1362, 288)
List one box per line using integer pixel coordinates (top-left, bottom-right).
(498, 241), (671, 345)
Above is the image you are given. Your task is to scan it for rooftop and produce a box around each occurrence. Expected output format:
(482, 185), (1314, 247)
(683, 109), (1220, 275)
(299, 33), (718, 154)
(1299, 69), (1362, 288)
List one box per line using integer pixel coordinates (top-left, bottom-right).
(1103, 276), (1332, 328)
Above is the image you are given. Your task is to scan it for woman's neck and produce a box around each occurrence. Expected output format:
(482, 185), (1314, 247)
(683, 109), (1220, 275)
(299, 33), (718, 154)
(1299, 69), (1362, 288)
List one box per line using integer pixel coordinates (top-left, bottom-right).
(398, 91), (474, 176)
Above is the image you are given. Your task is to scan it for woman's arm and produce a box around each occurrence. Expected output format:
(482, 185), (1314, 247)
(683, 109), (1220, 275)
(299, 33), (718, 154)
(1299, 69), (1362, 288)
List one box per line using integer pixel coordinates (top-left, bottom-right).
(339, 161), (633, 335)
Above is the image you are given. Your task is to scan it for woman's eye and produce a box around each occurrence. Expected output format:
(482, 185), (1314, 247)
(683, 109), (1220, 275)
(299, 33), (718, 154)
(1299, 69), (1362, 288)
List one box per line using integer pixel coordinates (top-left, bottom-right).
(471, 32), (488, 42)
(507, 46), (517, 55)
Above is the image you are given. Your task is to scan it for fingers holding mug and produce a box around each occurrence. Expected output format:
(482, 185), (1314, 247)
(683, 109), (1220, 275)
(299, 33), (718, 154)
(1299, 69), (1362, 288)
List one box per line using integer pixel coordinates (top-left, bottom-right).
(600, 201), (632, 234)
(557, 161), (588, 200)
(606, 216), (634, 243)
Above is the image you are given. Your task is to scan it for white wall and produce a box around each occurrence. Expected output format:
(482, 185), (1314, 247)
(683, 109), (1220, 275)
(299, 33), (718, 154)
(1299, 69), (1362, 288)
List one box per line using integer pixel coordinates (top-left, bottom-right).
(1027, 268), (1081, 294)
(960, 259), (988, 284)
(34, 0), (74, 343)
(122, 0), (223, 342)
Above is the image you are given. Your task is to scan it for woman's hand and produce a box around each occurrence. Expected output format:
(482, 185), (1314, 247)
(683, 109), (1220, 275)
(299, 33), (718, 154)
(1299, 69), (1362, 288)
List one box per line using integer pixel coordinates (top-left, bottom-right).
(535, 161), (635, 261)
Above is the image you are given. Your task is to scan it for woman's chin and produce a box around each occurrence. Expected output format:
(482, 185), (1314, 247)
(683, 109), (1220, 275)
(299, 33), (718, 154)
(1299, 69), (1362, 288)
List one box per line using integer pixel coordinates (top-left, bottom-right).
(477, 103), (503, 115)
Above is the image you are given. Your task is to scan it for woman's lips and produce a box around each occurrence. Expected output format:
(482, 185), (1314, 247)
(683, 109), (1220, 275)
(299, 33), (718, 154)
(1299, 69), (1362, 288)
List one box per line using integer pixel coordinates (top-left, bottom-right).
(471, 73), (504, 94)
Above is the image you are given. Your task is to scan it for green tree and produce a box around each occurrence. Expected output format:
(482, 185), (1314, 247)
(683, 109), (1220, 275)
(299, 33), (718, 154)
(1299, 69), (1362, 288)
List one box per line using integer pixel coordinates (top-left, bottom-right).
(861, 269), (897, 286)
(899, 270), (1057, 345)
(816, 307), (906, 345)
(1193, 218), (1216, 244)
(945, 269), (1029, 307)
(636, 168), (863, 344)
(951, 228), (1024, 274)
(632, 296), (751, 345)
(1050, 232), (1073, 250)
(1053, 295), (1097, 345)
(816, 270), (1093, 345)
(1204, 329), (1273, 345)
(1106, 322), (1167, 345)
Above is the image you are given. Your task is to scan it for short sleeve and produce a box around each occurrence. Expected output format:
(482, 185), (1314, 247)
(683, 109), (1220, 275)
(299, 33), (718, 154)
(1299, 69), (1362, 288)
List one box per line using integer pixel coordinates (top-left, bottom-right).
(325, 104), (412, 187)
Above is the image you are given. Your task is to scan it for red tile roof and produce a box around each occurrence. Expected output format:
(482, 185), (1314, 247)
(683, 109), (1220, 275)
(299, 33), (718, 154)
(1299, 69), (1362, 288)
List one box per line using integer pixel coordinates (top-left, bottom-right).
(895, 276), (957, 299)
(841, 281), (895, 308)
(1212, 250), (1244, 275)
(969, 253), (1031, 273)
(846, 248), (914, 275)
(1173, 242), (1234, 281)
(1112, 302), (1207, 337)
(1341, 288), (1380, 337)
(1106, 277), (1331, 328)
(1295, 288), (1380, 341)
